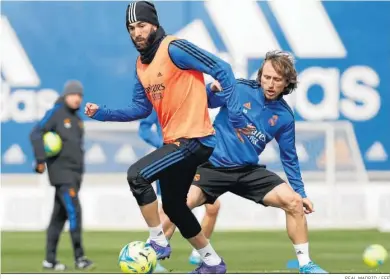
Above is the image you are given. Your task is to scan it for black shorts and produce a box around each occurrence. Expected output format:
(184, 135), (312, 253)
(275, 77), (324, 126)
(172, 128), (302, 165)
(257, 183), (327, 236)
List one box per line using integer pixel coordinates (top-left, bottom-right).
(193, 162), (285, 206)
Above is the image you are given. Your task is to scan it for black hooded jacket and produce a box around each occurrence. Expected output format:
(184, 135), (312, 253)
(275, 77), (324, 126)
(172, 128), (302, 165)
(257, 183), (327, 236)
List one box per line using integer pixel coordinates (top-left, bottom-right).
(29, 97), (84, 185)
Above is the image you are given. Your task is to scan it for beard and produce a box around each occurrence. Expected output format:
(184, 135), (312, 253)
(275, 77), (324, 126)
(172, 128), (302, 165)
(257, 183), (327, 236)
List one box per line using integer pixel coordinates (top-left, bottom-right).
(131, 28), (157, 52)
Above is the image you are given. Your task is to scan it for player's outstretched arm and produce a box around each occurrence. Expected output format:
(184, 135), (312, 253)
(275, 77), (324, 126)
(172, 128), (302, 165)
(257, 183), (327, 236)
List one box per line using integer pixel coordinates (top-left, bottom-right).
(168, 39), (247, 129)
(139, 110), (163, 148)
(85, 73), (152, 122)
(275, 120), (307, 199)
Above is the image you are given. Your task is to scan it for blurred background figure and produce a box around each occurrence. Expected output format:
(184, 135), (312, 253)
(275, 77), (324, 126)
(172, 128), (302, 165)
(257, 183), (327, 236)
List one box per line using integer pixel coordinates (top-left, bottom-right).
(29, 80), (94, 271)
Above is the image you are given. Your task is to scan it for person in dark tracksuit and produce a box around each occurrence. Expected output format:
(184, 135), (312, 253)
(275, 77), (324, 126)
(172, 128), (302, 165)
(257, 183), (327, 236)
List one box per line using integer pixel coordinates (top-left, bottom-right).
(30, 80), (94, 271)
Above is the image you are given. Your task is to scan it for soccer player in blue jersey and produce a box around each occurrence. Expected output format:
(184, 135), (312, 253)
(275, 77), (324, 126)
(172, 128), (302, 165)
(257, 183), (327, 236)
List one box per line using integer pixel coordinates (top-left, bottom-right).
(161, 51), (327, 274)
(139, 110), (221, 268)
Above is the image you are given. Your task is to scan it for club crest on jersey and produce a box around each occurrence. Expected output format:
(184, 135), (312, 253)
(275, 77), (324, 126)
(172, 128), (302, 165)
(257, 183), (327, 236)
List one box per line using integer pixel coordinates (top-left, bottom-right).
(268, 115), (278, 127)
(64, 118), (71, 128)
(243, 102), (251, 109)
(243, 102), (251, 114)
(194, 174), (200, 181)
(69, 188), (76, 197)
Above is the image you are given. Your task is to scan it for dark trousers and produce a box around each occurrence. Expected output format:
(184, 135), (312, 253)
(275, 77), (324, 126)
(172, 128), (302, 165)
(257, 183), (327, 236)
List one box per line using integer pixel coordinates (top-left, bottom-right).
(127, 138), (214, 239)
(46, 175), (84, 263)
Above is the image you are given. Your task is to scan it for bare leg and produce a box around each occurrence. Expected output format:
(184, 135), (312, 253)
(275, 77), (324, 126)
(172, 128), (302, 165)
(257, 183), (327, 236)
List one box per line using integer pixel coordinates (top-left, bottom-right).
(140, 201), (161, 227)
(263, 183), (310, 266)
(201, 200), (221, 239)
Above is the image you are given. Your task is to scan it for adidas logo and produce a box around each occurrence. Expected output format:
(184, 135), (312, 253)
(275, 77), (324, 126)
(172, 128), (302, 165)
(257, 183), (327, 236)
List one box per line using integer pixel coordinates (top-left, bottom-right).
(365, 141), (388, 162)
(174, 1), (381, 128)
(1, 15), (59, 123)
(157, 72), (163, 77)
(3, 144), (26, 165)
(175, 1), (346, 81)
(243, 102), (251, 110)
(1, 15), (40, 87)
(157, 231), (163, 236)
(297, 250), (304, 255)
(204, 253), (211, 257)
(203, 1), (346, 60)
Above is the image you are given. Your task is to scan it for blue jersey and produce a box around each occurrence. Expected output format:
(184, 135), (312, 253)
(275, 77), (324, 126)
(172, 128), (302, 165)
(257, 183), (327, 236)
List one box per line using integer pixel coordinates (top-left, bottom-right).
(138, 110), (163, 149)
(207, 79), (306, 198)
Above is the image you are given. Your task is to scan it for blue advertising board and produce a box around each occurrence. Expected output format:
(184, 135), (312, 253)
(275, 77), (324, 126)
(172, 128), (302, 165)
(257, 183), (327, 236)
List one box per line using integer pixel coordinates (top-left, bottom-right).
(1, 1), (389, 173)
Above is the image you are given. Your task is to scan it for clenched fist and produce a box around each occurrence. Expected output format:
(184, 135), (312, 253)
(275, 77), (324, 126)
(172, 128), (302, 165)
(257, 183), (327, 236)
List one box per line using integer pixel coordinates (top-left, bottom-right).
(210, 80), (223, 92)
(34, 162), (46, 174)
(302, 198), (315, 214)
(84, 103), (99, 117)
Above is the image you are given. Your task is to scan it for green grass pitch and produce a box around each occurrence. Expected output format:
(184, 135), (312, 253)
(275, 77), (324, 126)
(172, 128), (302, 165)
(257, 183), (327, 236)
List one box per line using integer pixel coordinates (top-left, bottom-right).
(1, 230), (389, 273)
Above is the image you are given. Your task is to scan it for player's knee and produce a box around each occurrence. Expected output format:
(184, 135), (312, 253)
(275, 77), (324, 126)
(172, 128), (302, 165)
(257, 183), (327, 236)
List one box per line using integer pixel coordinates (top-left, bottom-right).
(127, 165), (149, 190)
(186, 192), (205, 210)
(206, 199), (221, 217)
(186, 185), (208, 209)
(127, 165), (156, 206)
(186, 199), (196, 210)
(127, 165), (140, 185)
(284, 193), (303, 215)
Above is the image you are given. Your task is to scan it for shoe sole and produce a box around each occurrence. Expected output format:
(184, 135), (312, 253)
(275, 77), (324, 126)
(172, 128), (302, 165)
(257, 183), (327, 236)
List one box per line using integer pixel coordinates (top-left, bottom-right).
(42, 268), (67, 272)
(158, 255), (170, 260)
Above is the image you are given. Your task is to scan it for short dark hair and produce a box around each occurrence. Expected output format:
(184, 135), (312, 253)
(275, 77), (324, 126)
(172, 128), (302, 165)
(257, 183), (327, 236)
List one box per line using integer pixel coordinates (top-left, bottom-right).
(256, 50), (298, 95)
